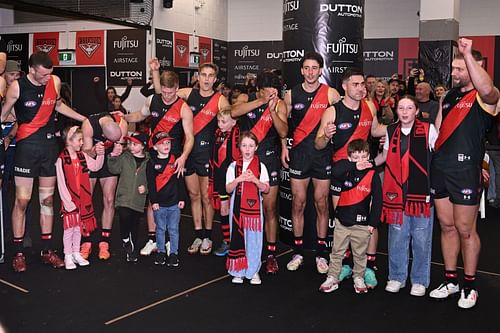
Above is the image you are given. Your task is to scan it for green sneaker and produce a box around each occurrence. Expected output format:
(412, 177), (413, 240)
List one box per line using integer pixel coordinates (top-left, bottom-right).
(364, 267), (378, 289)
(339, 264), (353, 282)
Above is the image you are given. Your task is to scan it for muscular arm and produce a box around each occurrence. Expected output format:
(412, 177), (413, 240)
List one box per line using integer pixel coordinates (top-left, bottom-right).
(0, 52), (6, 75)
(328, 87), (341, 105)
(463, 50), (499, 108)
(271, 99), (288, 138)
(177, 87), (192, 101)
(314, 106), (336, 150)
(180, 103), (194, 160)
(81, 119), (95, 157)
(230, 94), (258, 117)
(1, 80), (19, 122)
(231, 93), (249, 106)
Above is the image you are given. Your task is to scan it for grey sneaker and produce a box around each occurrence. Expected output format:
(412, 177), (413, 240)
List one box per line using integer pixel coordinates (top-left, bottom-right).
(187, 238), (202, 254)
(167, 253), (179, 267)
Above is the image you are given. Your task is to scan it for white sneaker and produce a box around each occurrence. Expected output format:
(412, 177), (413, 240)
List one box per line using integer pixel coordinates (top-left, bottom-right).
(458, 288), (479, 309)
(385, 280), (404, 293)
(200, 238), (213, 255)
(187, 238), (203, 254)
(319, 275), (339, 293)
(429, 281), (460, 300)
(72, 252), (90, 266)
(286, 254), (304, 271)
(354, 276), (368, 294)
(250, 273), (262, 285)
(231, 276), (244, 284)
(140, 240), (157, 256)
(64, 254), (77, 270)
(315, 256), (329, 274)
(410, 284), (426, 297)
(166, 241), (171, 257)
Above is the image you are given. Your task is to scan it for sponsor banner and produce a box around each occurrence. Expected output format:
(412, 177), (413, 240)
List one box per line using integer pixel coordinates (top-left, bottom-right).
(213, 39), (228, 82)
(363, 38), (398, 82)
(397, 37), (419, 78)
(155, 29), (174, 71)
(198, 36), (212, 65)
(33, 32), (59, 65)
(419, 40), (452, 89)
(227, 40), (282, 85)
(465, 36), (495, 79)
(106, 29), (146, 86)
(76, 30), (104, 65)
(1, 33), (29, 73)
(174, 32), (190, 68)
(282, 0), (364, 91)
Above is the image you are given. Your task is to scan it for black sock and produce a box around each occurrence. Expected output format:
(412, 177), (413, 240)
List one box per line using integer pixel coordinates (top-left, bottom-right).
(148, 232), (156, 242)
(367, 253), (377, 270)
(294, 236), (303, 255)
(13, 237), (24, 254)
(464, 274), (476, 290)
(445, 270), (458, 285)
(81, 235), (91, 244)
(41, 233), (52, 252)
(221, 215), (230, 243)
(204, 228), (212, 240)
(101, 229), (112, 244)
(267, 242), (277, 256)
(195, 229), (203, 239)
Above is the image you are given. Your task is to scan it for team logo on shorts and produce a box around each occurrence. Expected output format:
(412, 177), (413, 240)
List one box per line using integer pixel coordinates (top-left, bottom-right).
(247, 112), (256, 119)
(344, 181), (353, 187)
(294, 103), (305, 110)
(24, 100), (37, 108)
(325, 165), (332, 171)
(386, 192), (398, 201)
(461, 189), (473, 195)
(338, 122), (352, 130)
(271, 171), (278, 177)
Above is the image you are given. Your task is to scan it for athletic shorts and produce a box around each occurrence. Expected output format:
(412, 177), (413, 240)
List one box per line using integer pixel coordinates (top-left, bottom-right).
(330, 174), (342, 196)
(430, 165), (483, 206)
(258, 150), (281, 187)
(14, 138), (58, 178)
(90, 154), (115, 179)
(185, 150), (209, 177)
(288, 147), (331, 180)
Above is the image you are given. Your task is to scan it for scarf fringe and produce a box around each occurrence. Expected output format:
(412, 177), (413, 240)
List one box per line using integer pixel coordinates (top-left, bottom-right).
(405, 201), (431, 218)
(242, 216), (262, 232)
(226, 256), (248, 272)
(382, 207), (403, 225)
(62, 211), (80, 230)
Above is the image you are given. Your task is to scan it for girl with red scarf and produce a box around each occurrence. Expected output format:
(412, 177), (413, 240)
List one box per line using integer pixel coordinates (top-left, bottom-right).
(374, 96), (438, 296)
(55, 126), (105, 270)
(225, 132), (269, 285)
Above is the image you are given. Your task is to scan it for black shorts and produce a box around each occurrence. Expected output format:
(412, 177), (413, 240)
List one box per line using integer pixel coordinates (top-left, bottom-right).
(90, 154), (115, 179)
(330, 174), (342, 196)
(431, 165), (483, 206)
(186, 150), (209, 177)
(258, 150), (281, 187)
(288, 147), (331, 180)
(14, 138), (58, 178)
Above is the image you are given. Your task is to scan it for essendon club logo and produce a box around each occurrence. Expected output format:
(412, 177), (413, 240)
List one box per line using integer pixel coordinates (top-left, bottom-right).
(78, 37), (101, 58)
(35, 39), (56, 53)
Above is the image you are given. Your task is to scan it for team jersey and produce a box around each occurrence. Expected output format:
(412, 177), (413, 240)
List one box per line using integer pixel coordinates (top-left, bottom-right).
(149, 95), (184, 156)
(187, 89), (219, 154)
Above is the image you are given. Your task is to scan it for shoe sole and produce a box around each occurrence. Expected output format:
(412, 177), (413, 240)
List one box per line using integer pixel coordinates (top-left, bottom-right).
(232, 279), (244, 284)
(250, 280), (262, 285)
(140, 249), (157, 256)
(319, 285), (339, 293)
(429, 293), (460, 301)
(355, 288), (368, 294)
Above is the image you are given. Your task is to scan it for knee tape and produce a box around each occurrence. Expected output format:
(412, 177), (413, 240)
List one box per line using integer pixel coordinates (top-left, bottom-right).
(39, 187), (55, 216)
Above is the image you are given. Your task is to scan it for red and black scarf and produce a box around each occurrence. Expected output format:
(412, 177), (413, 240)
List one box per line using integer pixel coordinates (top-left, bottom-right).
(382, 120), (431, 224)
(60, 149), (96, 236)
(226, 156), (261, 272)
(208, 125), (240, 209)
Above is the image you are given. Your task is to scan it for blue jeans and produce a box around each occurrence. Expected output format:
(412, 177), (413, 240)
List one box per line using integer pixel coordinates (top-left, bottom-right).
(388, 208), (434, 287)
(153, 205), (180, 255)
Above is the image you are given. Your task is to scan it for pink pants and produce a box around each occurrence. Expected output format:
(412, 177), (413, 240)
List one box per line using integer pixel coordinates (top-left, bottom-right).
(63, 227), (81, 255)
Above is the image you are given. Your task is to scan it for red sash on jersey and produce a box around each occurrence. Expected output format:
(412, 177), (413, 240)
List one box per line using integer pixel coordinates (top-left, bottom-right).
(193, 92), (221, 136)
(149, 98), (184, 147)
(333, 99), (373, 161)
(251, 106), (273, 143)
(17, 76), (56, 141)
(156, 154), (176, 191)
(337, 170), (375, 207)
(292, 84), (329, 148)
(434, 90), (476, 152)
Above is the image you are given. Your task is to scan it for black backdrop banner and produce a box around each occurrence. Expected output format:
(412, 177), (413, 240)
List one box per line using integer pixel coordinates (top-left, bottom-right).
(363, 38), (398, 82)
(155, 29), (174, 71)
(213, 39), (228, 83)
(1, 33), (29, 73)
(106, 29), (146, 86)
(495, 36), (500, 88)
(282, 0), (364, 90)
(419, 40), (454, 90)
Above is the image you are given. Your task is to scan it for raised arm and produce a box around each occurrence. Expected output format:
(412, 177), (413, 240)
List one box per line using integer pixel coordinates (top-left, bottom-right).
(177, 87), (192, 101)
(149, 58), (162, 94)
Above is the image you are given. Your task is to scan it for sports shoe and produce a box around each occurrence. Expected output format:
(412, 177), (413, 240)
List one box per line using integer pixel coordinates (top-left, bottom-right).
(429, 281), (460, 300)
(41, 250), (65, 268)
(200, 238), (213, 255)
(410, 284), (426, 297)
(187, 238), (203, 254)
(154, 252), (166, 265)
(64, 254), (77, 270)
(98, 242), (110, 260)
(214, 241), (230, 257)
(166, 241), (171, 257)
(123, 240), (134, 255)
(364, 267), (378, 289)
(232, 276), (244, 284)
(80, 242), (92, 259)
(319, 275), (339, 293)
(12, 253), (27, 273)
(458, 288), (479, 309)
(265, 255), (279, 274)
(250, 273), (262, 285)
(140, 240), (157, 256)
(339, 265), (353, 282)
(286, 254), (304, 271)
(126, 252), (138, 263)
(167, 253), (179, 267)
(72, 252), (90, 266)
(385, 280), (405, 293)
(315, 256), (329, 274)
(354, 276), (368, 294)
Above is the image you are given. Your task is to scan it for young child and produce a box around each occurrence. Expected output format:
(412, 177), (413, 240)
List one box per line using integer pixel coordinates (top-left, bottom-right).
(377, 95), (437, 297)
(55, 126), (105, 270)
(319, 139), (382, 293)
(225, 131), (270, 285)
(146, 131), (186, 267)
(209, 108), (240, 256)
(108, 132), (150, 263)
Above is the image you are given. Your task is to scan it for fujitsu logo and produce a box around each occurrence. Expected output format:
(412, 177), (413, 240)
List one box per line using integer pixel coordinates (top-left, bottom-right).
(234, 45), (260, 59)
(326, 37), (359, 57)
(35, 39), (56, 53)
(78, 37), (101, 58)
(113, 36), (139, 50)
(7, 40), (23, 53)
(283, 0), (300, 14)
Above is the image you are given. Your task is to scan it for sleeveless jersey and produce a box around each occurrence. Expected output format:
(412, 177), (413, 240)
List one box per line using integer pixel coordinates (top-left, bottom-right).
(187, 89), (219, 154)
(14, 76), (56, 141)
(433, 88), (493, 169)
(149, 95), (184, 156)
